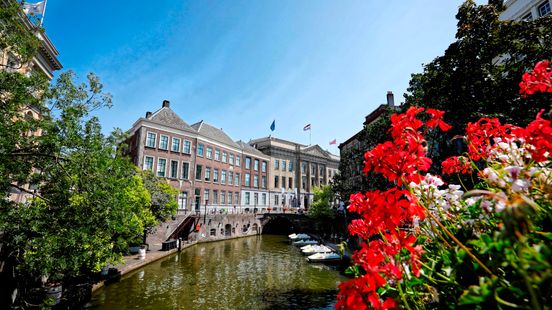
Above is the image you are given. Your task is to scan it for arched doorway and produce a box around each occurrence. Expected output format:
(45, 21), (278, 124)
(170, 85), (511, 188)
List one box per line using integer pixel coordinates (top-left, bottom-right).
(261, 216), (295, 235)
(224, 224), (232, 236)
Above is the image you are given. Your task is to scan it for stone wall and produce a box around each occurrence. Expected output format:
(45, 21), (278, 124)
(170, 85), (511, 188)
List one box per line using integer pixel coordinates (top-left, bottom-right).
(190, 214), (261, 242)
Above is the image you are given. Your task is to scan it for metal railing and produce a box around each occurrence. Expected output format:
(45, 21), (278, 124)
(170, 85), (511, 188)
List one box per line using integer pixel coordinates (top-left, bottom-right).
(178, 205), (303, 215)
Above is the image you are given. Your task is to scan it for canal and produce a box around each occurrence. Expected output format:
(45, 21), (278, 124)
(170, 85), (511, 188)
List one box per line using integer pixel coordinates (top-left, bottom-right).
(87, 235), (348, 309)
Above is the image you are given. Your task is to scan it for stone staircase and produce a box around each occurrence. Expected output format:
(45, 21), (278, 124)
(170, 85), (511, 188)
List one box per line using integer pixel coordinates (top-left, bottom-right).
(146, 213), (196, 250)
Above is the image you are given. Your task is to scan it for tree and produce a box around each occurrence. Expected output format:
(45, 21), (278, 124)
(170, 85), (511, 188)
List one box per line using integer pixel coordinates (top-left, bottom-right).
(139, 170), (178, 244)
(308, 185), (335, 220)
(404, 1), (552, 167)
(0, 3), (156, 305)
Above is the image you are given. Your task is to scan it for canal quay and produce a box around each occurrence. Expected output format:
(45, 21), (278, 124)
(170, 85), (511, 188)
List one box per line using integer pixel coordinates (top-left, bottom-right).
(86, 235), (348, 310)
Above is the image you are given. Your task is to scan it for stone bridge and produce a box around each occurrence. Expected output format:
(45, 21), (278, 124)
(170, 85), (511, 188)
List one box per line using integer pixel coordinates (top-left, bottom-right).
(258, 213), (337, 235)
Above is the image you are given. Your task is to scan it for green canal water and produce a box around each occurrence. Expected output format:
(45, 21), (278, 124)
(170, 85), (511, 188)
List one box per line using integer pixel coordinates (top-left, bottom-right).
(87, 235), (348, 310)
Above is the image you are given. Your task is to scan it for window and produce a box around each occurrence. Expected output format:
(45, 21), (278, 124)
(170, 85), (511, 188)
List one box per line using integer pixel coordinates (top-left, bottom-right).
(235, 173), (240, 186)
(170, 160), (178, 178)
(229, 154), (235, 165)
(234, 192), (239, 205)
(181, 162), (190, 180)
(289, 177), (293, 189)
(245, 157), (251, 169)
(282, 160), (286, 171)
(215, 149), (221, 161)
(274, 195), (279, 205)
(221, 170), (227, 184)
(221, 191), (226, 204)
(262, 161), (267, 173)
(195, 165), (202, 180)
(205, 167), (211, 181)
(228, 192), (233, 204)
(262, 176), (267, 188)
(206, 147), (213, 159)
(157, 159), (166, 177)
(302, 162), (306, 174)
(245, 173), (251, 187)
(281, 176), (285, 188)
(236, 155), (241, 166)
(275, 176), (279, 188)
(159, 135), (169, 150)
(204, 189), (210, 204)
(522, 12), (533, 21)
(228, 171), (233, 185)
(262, 193), (267, 206)
(183, 140), (191, 154)
(144, 156), (154, 171)
(213, 190), (218, 205)
(197, 144), (204, 157)
(289, 160), (293, 172)
(213, 169), (219, 183)
(320, 166), (325, 176)
(274, 159), (279, 169)
(146, 132), (156, 148)
(539, 1), (551, 16)
(254, 193), (259, 205)
(254, 159), (259, 171)
(253, 175), (258, 187)
(222, 152), (227, 163)
(245, 192), (250, 205)
(311, 164), (315, 175)
(171, 138), (181, 152)
(178, 192), (188, 210)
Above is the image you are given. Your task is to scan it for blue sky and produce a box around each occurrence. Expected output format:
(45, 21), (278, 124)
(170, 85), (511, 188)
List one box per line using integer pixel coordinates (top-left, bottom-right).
(43, 0), (477, 153)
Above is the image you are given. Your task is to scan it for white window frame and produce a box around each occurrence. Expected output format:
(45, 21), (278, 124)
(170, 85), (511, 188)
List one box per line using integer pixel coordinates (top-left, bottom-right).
(197, 143), (204, 157)
(229, 154), (235, 165)
(171, 137), (181, 152)
(170, 160), (179, 179)
(236, 155), (241, 166)
(159, 135), (169, 150)
(157, 158), (167, 177)
(205, 167), (211, 182)
(222, 152), (228, 163)
(181, 161), (190, 180)
(539, 1), (551, 17)
(183, 140), (192, 154)
(221, 170), (227, 184)
(146, 131), (157, 148)
(206, 147), (213, 159)
(143, 155), (155, 171)
(215, 149), (221, 161)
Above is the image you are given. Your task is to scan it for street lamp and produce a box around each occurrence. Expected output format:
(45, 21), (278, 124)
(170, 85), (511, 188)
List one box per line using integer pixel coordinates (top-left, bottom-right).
(203, 199), (209, 224)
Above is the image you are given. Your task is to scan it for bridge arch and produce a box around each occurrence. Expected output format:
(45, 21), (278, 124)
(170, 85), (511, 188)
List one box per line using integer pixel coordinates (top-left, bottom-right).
(261, 215), (298, 234)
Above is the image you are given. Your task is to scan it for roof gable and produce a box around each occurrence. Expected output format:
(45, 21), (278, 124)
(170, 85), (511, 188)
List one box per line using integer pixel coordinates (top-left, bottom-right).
(149, 107), (195, 132)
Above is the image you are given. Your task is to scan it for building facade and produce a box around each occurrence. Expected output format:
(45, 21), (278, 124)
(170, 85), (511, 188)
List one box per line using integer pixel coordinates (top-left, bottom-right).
(500, 0), (551, 21)
(248, 137), (339, 210)
(236, 141), (270, 211)
(126, 101), (275, 214)
(338, 91), (399, 196)
(3, 3), (62, 204)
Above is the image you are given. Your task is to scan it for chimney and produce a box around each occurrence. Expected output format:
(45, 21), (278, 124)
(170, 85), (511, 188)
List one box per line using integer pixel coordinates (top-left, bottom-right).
(145, 111), (152, 118)
(162, 100), (170, 108)
(386, 91), (394, 107)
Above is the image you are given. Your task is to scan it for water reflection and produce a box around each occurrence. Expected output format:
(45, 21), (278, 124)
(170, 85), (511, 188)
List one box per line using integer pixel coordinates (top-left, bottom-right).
(88, 235), (346, 310)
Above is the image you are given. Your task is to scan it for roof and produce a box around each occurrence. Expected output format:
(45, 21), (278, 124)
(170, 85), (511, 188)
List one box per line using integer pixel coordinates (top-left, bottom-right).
(191, 121), (241, 149)
(236, 140), (270, 158)
(147, 107), (195, 132)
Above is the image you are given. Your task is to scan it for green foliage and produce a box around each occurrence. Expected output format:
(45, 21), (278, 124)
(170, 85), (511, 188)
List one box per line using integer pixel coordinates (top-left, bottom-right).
(404, 1), (552, 167)
(308, 185), (335, 220)
(0, 4), (155, 292)
(0, 71), (154, 283)
(140, 170), (178, 240)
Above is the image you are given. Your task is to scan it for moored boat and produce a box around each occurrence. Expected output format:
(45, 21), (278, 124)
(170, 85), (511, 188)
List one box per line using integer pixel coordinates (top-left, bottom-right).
(302, 245), (333, 255)
(307, 252), (342, 263)
(292, 239), (318, 246)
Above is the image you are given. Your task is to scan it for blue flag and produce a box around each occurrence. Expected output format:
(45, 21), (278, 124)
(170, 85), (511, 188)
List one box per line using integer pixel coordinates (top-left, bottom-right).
(270, 120), (275, 131)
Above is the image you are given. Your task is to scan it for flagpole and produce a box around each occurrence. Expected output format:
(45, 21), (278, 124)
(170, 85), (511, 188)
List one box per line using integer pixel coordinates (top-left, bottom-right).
(309, 129), (311, 146)
(40, 0), (48, 26)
